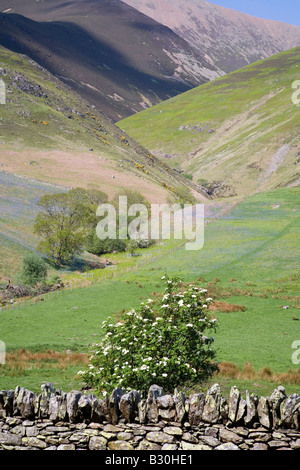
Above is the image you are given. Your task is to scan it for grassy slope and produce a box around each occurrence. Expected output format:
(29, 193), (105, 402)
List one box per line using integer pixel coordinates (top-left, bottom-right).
(0, 45), (207, 277)
(0, 46), (299, 397)
(118, 47), (300, 196)
(0, 45), (195, 199)
(1, 187), (299, 393)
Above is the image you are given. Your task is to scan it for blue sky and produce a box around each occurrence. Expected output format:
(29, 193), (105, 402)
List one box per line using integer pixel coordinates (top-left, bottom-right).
(210, 1), (300, 26)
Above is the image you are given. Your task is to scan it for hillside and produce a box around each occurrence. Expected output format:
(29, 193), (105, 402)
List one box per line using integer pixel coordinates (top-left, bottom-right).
(123, 0), (300, 73)
(0, 45), (208, 279)
(0, 0), (222, 121)
(0, 45), (205, 201)
(118, 47), (300, 197)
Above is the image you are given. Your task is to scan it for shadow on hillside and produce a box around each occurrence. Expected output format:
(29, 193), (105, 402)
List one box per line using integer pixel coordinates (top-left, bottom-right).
(0, 12), (194, 120)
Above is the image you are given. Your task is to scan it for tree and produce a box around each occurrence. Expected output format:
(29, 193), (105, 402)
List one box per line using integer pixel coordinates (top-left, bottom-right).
(34, 188), (108, 265)
(112, 189), (151, 240)
(111, 189), (150, 211)
(79, 276), (219, 395)
(20, 254), (48, 286)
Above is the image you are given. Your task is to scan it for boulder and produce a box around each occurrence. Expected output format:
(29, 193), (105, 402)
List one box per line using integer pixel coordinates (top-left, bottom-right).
(49, 392), (68, 422)
(138, 399), (147, 424)
(188, 393), (205, 426)
(0, 390), (14, 418)
(270, 387), (287, 429)
(109, 388), (125, 425)
(257, 396), (272, 429)
(38, 383), (57, 419)
(244, 391), (259, 427)
(14, 387), (35, 420)
(66, 391), (82, 424)
(174, 389), (187, 423)
(157, 395), (176, 422)
(202, 384), (222, 424)
(279, 394), (300, 429)
(228, 386), (240, 423)
(146, 385), (165, 423)
(90, 397), (109, 424)
(77, 394), (94, 422)
(119, 390), (141, 423)
(89, 435), (107, 450)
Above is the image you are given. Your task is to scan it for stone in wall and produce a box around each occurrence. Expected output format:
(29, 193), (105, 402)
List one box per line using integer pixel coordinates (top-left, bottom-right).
(0, 383), (300, 450)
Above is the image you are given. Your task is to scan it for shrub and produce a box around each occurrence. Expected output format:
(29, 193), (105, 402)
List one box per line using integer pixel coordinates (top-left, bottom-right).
(171, 186), (196, 207)
(20, 254), (48, 286)
(79, 276), (219, 395)
(85, 232), (127, 255)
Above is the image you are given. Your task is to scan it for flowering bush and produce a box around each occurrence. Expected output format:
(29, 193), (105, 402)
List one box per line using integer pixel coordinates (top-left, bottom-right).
(79, 276), (219, 395)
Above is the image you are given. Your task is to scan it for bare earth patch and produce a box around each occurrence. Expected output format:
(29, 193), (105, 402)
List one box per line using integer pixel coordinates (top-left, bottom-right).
(0, 149), (168, 203)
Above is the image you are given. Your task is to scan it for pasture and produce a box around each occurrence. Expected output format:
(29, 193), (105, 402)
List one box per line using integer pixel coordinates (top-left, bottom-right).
(0, 187), (299, 396)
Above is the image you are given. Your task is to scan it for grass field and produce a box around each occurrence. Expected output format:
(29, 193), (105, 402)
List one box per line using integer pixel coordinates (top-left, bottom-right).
(0, 187), (299, 396)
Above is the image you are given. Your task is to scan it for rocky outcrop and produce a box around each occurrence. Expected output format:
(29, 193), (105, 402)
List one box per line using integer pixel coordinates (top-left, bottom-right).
(1, 383), (300, 450)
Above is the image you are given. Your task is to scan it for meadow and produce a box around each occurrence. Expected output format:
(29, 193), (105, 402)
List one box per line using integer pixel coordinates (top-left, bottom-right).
(0, 186), (299, 396)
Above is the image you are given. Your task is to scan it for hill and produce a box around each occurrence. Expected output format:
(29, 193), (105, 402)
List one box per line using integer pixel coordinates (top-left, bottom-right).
(118, 47), (300, 197)
(0, 45), (208, 278)
(0, 45), (205, 201)
(123, 0), (300, 73)
(0, 0), (222, 121)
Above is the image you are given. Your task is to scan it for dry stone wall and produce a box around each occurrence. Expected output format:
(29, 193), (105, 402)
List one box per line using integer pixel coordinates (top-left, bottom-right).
(1, 383), (300, 451)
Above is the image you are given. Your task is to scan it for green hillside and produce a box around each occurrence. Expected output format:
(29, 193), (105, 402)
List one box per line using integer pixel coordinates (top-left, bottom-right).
(0, 45), (200, 201)
(118, 47), (300, 197)
(1, 187), (299, 394)
(0, 45), (207, 279)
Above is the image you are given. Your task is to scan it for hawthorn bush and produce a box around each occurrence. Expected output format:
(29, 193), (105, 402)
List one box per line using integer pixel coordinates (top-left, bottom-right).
(79, 277), (219, 395)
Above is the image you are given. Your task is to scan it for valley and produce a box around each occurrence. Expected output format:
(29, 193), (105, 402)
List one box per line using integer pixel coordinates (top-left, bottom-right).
(118, 47), (300, 197)
(0, 0), (299, 405)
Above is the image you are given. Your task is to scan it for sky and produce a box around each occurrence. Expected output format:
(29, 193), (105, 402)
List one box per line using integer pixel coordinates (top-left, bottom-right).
(210, 0), (300, 26)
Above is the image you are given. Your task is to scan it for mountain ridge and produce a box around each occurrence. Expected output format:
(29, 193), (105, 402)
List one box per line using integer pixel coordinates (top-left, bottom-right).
(0, 0), (222, 121)
(122, 0), (300, 73)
